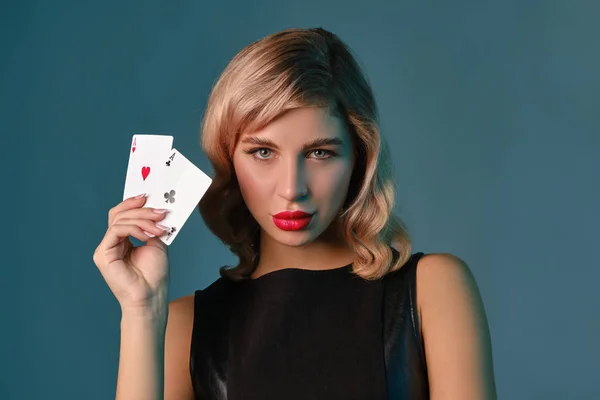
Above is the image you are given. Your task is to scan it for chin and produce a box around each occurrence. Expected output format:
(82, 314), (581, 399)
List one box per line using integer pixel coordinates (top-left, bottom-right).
(265, 229), (321, 248)
(276, 233), (317, 247)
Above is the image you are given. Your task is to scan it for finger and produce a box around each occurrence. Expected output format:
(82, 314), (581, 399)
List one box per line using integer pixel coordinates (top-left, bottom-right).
(118, 218), (169, 238)
(111, 207), (169, 227)
(101, 220), (169, 251)
(108, 193), (148, 226)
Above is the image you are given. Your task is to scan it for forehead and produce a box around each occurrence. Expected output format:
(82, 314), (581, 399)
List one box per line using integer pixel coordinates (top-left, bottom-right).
(239, 107), (349, 144)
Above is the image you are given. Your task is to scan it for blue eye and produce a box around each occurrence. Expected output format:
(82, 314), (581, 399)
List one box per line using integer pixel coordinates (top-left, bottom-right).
(255, 148), (272, 159)
(309, 149), (336, 160)
(243, 148), (272, 161)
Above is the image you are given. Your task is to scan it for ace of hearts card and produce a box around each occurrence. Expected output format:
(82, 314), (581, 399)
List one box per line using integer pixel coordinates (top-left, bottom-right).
(122, 134), (173, 208)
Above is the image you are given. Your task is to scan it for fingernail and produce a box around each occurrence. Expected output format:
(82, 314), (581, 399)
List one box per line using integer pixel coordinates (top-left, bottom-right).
(144, 231), (156, 238)
(135, 193), (147, 199)
(155, 223), (169, 231)
(153, 208), (169, 214)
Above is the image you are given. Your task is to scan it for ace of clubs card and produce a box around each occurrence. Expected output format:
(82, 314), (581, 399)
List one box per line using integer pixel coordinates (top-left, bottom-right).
(155, 148), (212, 245)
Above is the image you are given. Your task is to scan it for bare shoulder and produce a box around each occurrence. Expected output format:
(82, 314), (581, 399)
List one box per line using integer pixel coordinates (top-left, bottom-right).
(167, 294), (195, 336)
(415, 253), (497, 399)
(169, 293), (196, 314)
(415, 253), (477, 299)
(164, 293), (196, 400)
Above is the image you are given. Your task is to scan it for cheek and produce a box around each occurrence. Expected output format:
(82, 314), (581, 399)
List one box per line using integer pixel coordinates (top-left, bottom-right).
(233, 156), (267, 206)
(309, 160), (354, 203)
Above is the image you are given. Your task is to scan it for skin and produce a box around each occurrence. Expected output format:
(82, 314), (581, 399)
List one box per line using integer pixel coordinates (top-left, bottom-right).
(232, 106), (358, 278)
(113, 106), (497, 398)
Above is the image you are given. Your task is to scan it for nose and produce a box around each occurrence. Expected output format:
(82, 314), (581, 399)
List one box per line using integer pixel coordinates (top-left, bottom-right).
(277, 156), (308, 201)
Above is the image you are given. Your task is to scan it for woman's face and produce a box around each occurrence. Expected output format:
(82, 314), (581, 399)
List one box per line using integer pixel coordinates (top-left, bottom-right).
(232, 106), (356, 247)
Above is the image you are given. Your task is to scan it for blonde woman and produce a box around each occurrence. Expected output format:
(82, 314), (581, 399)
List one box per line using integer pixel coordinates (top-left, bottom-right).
(93, 27), (497, 399)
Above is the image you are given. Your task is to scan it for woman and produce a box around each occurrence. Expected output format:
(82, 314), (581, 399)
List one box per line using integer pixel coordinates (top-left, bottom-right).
(93, 27), (497, 399)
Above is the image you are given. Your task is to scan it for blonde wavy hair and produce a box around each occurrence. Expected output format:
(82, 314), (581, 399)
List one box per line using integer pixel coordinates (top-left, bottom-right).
(198, 27), (411, 281)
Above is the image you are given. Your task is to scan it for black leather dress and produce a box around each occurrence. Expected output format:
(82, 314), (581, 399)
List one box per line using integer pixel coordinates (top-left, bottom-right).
(190, 251), (429, 399)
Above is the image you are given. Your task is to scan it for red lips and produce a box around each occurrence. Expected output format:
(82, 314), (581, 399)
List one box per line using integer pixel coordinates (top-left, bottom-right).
(273, 210), (313, 219)
(272, 210), (314, 231)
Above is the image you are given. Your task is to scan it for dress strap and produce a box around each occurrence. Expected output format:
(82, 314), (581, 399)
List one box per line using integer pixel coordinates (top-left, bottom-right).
(382, 251), (430, 399)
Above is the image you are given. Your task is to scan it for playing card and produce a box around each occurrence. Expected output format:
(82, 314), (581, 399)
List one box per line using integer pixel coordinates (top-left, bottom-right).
(123, 134), (173, 205)
(156, 148), (212, 245)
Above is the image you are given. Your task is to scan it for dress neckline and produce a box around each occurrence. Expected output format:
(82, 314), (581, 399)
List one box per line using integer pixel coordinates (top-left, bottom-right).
(246, 262), (354, 282)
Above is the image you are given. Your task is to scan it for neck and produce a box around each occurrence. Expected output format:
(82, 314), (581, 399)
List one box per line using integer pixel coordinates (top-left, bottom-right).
(251, 222), (355, 279)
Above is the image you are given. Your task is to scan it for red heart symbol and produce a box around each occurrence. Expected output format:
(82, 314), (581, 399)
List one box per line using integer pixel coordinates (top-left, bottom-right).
(132, 146), (136, 153)
(141, 166), (150, 181)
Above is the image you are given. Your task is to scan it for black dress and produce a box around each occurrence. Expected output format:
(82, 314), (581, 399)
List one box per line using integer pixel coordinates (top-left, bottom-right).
(190, 251), (430, 400)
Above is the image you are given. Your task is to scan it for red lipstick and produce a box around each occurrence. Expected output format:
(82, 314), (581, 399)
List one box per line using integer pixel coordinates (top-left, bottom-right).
(272, 210), (314, 231)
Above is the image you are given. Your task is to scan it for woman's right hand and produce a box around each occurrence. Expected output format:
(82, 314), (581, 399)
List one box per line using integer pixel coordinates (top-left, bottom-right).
(93, 193), (172, 315)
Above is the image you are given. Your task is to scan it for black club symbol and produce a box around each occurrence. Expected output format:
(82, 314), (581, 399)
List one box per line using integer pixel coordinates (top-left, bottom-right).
(164, 190), (176, 204)
(166, 227), (177, 239)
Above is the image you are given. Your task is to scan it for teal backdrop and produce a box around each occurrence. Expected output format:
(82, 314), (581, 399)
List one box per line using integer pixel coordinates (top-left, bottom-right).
(3, 1), (599, 399)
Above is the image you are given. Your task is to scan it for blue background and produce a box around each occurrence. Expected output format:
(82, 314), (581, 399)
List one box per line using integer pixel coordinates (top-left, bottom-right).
(3, 1), (599, 398)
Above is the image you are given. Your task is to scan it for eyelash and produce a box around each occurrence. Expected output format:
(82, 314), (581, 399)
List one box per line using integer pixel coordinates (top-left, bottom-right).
(243, 148), (337, 163)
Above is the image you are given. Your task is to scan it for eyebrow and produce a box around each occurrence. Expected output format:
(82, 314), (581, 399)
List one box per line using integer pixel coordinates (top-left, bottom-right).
(240, 136), (344, 150)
